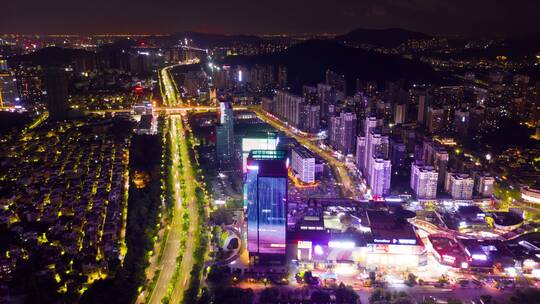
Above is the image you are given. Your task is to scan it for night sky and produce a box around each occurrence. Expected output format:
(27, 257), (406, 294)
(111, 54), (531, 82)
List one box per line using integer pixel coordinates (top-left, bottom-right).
(2, 0), (540, 37)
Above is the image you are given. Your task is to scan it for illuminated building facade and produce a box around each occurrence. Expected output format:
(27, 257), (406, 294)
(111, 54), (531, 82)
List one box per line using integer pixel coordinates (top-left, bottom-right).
(215, 101), (235, 164)
(245, 150), (288, 264)
(241, 132), (278, 173)
(291, 145), (316, 184)
(0, 71), (20, 107)
(368, 155), (392, 197)
(449, 173), (474, 200)
(410, 161), (438, 199)
(273, 90), (305, 128)
(328, 111), (357, 155)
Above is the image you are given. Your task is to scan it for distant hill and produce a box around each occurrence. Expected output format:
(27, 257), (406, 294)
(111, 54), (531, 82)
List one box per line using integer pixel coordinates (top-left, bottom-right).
(223, 39), (437, 93)
(335, 28), (432, 48)
(8, 47), (95, 67)
(170, 31), (265, 48)
(429, 30), (540, 61)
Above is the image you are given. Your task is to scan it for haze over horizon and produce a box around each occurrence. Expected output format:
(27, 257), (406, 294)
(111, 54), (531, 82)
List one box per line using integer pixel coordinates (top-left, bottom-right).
(2, 0), (540, 38)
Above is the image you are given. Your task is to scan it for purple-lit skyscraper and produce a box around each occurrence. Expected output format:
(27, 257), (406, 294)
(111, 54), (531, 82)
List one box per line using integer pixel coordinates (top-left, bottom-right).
(245, 150), (288, 264)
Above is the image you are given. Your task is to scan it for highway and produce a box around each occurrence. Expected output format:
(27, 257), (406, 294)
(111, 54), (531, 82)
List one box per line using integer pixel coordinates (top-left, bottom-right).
(169, 114), (200, 304)
(145, 65), (202, 304)
(146, 116), (185, 304)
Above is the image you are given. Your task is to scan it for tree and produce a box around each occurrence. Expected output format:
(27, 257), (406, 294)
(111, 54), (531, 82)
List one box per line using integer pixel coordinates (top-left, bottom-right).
(406, 273), (417, 286)
(420, 298), (437, 304)
(311, 290), (331, 304)
(197, 287), (212, 304)
(211, 208), (233, 225)
(335, 283), (360, 304)
(260, 287), (280, 304)
(480, 294), (492, 304)
(214, 287), (254, 304)
(207, 266), (229, 285)
(369, 288), (385, 303)
(393, 297), (415, 304)
(509, 288), (540, 304)
(226, 199), (244, 209)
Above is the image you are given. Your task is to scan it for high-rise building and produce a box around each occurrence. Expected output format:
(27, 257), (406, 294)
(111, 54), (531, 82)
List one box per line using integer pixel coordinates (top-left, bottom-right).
(469, 106), (485, 131)
(273, 90), (305, 128)
(0, 60), (7, 72)
(361, 116), (378, 172)
(317, 83), (335, 122)
(249, 64), (275, 89)
(421, 139), (435, 164)
(245, 150), (288, 264)
(533, 81), (540, 128)
(476, 173), (495, 198)
(277, 65), (287, 87)
(433, 148), (449, 188)
(366, 130), (389, 180)
(328, 111), (357, 155)
(302, 85), (318, 104)
(390, 140), (406, 169)
(326, 69), (346, 101)
(410, 162), (438, 199)
(215, 101), (235, 164)
(291, 145), (316, 183)
(209, 87), (217, 104)
(355, 79), (377, 97)
(0, 71), (20, 107)
(444, 169), (457, 193)
(449, 173), (474, 200)
(44, 67), (69, 121)
(303, 104), (321, 133)
(427, 106), (445, 134)
(355, 135), (366, 172)
(422, 140), (448, 188)
(417, 93), (427, 124)
(394, 103), (406, 124)
(454, 109), (469, 136)
(369, 155), (392, 197)
(242, 132), (278, 172)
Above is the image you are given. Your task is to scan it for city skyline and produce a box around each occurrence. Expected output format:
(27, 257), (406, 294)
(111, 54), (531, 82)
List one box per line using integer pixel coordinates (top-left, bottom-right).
(1, 4), (540, 304)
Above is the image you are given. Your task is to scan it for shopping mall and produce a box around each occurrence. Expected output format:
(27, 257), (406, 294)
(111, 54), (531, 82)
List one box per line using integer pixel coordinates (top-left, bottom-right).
(287, 198), (427, 271)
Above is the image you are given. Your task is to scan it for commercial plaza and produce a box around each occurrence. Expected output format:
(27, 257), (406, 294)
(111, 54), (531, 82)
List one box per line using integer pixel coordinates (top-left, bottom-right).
(238, 136), (540, 291)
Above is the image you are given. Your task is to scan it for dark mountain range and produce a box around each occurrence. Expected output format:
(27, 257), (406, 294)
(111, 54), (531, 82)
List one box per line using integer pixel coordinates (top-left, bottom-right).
(430, 30), (540, 61)
(334, 28), (433, 48)
(8, 47), (95, 67)
(223, 39), (437, 93)
(170, 31), (267, 48)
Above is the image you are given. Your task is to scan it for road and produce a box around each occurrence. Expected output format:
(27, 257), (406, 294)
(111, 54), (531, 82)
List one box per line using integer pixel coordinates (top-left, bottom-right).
(146, 64), (204, 304)
(250, 107), (362, 199)
(146, 116), (185, 304)
(169, 113), (201, 304)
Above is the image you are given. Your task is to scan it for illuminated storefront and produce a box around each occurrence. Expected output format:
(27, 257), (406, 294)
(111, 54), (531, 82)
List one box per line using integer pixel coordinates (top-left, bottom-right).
(293, 238), (425, 270)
